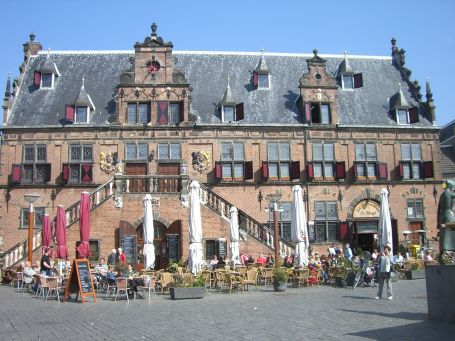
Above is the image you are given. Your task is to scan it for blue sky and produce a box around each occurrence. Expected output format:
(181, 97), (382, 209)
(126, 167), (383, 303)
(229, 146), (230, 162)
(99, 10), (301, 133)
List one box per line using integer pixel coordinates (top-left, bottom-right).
(0, 0), (453, 126)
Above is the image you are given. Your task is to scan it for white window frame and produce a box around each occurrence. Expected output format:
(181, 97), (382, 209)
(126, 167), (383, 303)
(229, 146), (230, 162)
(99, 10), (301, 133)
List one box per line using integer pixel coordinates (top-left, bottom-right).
(40, 73), (54, 89)
(75, 106), (89, 124)
(341, 74), (354, 90)
(222, 105), (235, 122)
(396, 109), (410, 125)
(258, 74), (270, 89)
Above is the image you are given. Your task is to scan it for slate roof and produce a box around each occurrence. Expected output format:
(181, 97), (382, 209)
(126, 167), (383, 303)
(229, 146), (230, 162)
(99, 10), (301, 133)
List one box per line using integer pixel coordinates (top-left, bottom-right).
(7, 50), (434, 128)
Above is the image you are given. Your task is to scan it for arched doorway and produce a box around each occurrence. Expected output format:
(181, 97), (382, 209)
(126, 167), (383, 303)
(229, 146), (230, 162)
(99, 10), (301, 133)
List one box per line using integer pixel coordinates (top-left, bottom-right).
(352, 200), (380, 252)
(136, 221), (166, 271)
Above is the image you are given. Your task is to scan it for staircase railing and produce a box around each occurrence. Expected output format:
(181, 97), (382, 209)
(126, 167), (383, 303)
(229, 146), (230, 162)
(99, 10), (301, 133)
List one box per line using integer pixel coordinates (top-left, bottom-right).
(1, 178), (115, 269)
(192, 178), (294, 256)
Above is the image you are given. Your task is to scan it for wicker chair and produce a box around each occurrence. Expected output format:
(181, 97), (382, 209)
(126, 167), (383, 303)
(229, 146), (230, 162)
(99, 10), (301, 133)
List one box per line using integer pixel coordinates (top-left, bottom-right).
(243, 269), (258, 290)
(115, 277), (131, 302)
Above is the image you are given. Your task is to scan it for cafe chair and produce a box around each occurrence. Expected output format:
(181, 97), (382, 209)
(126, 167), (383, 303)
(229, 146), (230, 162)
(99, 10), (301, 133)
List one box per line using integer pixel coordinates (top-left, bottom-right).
(46, 277), (63, 302)
(38, 276), (50, 299)
(115, 277), (131, 302)
(159, 272), (174, 295)
(243, 270), (258, 290)
(13, 272), (24, 291)
(137, 277), (157, 302)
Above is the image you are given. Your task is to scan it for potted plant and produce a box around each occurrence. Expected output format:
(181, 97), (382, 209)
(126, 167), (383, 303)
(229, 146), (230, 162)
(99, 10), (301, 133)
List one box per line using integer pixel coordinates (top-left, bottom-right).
(169, 274), (206, 300)
(405, 262), (425, 280)
(272, 268), (288, 292)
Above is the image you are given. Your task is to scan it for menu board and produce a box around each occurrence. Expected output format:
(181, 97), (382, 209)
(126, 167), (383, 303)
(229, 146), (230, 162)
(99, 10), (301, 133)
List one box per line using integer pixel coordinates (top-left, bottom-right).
(64, 259), (96, 304)
(166, 234), (179, 261)
(217, 239), (227, 258)
(122, 235), (136, 264)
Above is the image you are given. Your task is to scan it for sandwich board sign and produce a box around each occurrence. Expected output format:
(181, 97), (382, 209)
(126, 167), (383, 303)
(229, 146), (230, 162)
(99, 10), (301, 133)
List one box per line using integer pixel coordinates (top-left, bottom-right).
(63, 259), (96, 303)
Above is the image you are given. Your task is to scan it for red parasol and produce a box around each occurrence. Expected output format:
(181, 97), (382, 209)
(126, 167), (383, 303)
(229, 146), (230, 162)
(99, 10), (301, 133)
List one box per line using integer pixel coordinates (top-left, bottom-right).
(55, 205), (69, 259)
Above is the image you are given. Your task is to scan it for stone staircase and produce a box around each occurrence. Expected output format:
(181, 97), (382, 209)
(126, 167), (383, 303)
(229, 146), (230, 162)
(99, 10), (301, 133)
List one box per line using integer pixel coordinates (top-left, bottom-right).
(1, 179), (115, 269)
(1, 174), (294, 269)
(194, 179), (294, 256)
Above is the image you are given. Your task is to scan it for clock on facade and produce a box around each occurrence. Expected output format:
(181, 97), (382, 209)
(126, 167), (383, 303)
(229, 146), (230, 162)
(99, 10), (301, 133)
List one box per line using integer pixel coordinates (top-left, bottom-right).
(147, 61), (160, 74)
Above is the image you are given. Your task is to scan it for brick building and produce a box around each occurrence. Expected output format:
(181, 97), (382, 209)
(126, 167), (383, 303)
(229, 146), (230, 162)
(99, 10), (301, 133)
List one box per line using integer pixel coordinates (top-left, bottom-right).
(0, 25), (441, 269)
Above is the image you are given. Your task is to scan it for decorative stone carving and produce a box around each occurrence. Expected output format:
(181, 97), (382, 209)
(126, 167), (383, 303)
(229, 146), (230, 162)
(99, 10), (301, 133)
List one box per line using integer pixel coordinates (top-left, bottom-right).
(192, 151), (210, 173)
(114, 195), (123, 208)
(100, 152), (117, 174)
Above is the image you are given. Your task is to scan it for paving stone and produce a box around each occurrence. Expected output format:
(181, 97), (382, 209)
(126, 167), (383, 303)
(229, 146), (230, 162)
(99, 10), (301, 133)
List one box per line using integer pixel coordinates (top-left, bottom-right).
(0, 280), (454, 340)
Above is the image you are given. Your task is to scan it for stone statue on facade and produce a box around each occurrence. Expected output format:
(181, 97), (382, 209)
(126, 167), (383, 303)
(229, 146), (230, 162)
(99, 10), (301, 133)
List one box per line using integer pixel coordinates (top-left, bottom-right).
(437, 180), (455, 255)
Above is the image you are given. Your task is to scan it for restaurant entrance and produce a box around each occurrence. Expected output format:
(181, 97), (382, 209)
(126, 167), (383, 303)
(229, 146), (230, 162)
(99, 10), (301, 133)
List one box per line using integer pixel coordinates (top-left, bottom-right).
(136, 221), (166, 271)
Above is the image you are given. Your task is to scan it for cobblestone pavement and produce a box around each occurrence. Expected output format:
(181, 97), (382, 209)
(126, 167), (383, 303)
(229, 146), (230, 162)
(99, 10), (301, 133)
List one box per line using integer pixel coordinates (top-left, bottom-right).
(0, 279), (454, 341)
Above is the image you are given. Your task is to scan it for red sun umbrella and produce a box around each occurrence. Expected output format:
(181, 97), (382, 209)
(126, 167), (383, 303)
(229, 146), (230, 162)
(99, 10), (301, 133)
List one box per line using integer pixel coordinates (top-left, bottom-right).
(55, 205), (69, 259)
(42, 214), (52, 256)
(76, 192), (92, 259)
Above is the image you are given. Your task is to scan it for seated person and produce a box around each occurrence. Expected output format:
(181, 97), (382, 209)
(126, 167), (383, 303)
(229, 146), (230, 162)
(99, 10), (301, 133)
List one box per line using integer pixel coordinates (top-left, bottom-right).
(23, 261), (36, 286)
(125, 264), (142, 297)
(266, 253), (274, 266)
(209, 255), (218, 271)
(106, 266), (117, 285)
(256, 254), (267, 266)
(392, 252), (404, 268)
(95, 258), (108, 275)
(240, 253), (249, 266)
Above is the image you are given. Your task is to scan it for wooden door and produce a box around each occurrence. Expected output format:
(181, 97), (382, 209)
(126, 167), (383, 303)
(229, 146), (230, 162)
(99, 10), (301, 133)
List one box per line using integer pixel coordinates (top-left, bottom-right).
(409, 221), (423, 245)
(125, 163), (147, 192)
(157, 163), (180, 192)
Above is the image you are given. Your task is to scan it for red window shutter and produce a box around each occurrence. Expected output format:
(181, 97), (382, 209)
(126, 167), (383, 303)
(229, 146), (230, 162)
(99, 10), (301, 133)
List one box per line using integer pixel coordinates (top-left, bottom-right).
(408, 107), (419, 123)
(353, 73), (363, 88)
(65, 105), (75, 123)
(34, 71), (41, 87)
(45, 163), (51, 183)
(423, 161), (434, 179)
(336, 161), (346, 180)
(215, 162), (222, 180)
(304, 101), (311, 123)
(399, 163), (404, 179)
(262, 161), (269, 179)
(235, 103), (244, 121)
(157, 102), (169, 124)
(339, 222), (348, 241)
(378, 162), (388, 180)
(244, 161), (253, 180)
(62, 163), (69, 183)
(81, 164), (93, 182)
(290, 161), (300, 180)
(253, 71), (258, 88)
(11, 164), (22, 182)
(307, 162), (314, 179)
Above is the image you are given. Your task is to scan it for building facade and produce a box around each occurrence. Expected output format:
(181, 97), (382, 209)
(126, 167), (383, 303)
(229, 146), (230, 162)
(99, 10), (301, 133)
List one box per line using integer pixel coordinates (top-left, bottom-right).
(0, 25), (441, 269)
(440, 120), (455, 181)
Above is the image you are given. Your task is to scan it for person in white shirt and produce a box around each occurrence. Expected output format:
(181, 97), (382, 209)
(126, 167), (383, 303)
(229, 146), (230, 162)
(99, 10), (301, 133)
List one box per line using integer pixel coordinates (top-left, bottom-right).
(375, 245), (393, 300)
(392, 252), (404, 268)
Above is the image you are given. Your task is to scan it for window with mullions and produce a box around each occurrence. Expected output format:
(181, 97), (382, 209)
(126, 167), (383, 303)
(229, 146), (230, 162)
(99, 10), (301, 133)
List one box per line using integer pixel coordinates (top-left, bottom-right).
(312, 143), (334, 178)
(125, 143), (149, 160)
(157, 102), (182, 124)
(127, 103), (150, 124)
(355, 144), (377, 178)
(400, 144), (422, 180)
(267, 143), (290, 180)
(314, 201), (338, 242)
(407, 199), (424, 218)
(303, 102), (331, 124)
(21, 145), (50, 184)
(20, 207), (45, 229)
(65, 144), (94, 184)
(157, 144), (181, 160)
(268, 202), (292, 240)
(221, 142), (244, 180)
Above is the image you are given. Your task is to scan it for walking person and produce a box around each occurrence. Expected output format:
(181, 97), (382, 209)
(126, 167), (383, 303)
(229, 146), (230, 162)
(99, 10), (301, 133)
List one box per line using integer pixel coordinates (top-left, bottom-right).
(375, 245), (393, 300)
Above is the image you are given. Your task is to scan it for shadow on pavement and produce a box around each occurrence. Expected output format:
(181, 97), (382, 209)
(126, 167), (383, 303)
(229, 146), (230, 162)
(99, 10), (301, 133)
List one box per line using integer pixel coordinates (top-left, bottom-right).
(340, 308), (427, 321)
(348, 320), (455, 340)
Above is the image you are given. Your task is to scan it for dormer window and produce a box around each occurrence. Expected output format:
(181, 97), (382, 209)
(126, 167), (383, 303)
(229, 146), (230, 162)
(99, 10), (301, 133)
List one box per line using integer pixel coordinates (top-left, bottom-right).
(341, 73), (363, 89)
(41, 73), (53, 88)
(253, 51), (270, 89)
(304, 102), (331, 124)
(396, 107), (418, 125)
(258, 74), (269, 88)
(75, 106), (89, 124)
(222, 103), (243, 122)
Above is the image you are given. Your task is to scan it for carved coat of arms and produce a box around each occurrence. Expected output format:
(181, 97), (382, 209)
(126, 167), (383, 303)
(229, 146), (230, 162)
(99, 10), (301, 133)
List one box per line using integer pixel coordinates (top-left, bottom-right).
(191, 151), (210, 173)
(100, 152), (117, 174)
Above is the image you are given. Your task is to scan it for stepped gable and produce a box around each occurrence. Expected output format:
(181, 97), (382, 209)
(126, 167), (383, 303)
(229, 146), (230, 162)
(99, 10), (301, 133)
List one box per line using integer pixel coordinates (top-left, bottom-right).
(8, 50), (432, 127)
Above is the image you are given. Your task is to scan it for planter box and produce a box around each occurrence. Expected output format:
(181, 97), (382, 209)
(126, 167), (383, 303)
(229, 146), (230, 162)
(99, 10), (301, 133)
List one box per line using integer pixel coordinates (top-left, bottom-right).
(405, 269), (425, 280)
(169, 287), (205, 300)
(426, 265), (455, 322)
(273, 281), (287, 292)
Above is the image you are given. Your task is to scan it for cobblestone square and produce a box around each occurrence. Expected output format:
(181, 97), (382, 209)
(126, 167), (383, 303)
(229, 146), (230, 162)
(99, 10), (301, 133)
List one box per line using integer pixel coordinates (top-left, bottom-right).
(1, 279), (454, 340)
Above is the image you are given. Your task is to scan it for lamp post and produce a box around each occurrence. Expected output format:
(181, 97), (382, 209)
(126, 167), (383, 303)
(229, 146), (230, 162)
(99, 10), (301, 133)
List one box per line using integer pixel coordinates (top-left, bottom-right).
(267, 190), (282, 267)
(24, 194), (40, 263)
